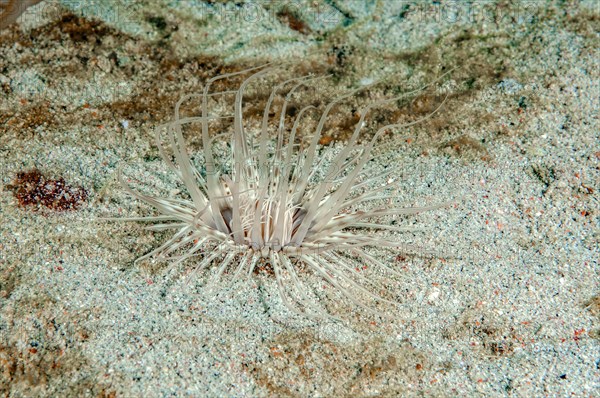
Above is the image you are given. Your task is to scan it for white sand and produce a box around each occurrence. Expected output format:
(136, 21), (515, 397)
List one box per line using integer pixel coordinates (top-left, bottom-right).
(0, 1), (597, 396)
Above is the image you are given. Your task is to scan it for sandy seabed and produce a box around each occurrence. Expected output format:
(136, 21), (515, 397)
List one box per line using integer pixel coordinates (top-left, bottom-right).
(0, 1), (598, 396)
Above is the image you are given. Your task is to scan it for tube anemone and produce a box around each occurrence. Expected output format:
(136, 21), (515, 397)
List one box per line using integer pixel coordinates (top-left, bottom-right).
(112, 65), (453, 319)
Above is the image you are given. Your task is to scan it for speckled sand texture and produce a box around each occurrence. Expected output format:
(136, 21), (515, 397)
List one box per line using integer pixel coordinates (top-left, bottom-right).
(0, 1), (598, 397)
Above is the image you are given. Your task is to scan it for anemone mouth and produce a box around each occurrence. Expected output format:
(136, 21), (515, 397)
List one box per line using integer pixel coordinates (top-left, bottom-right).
(214, 196), (309, 255)
(113, 64), (455, 319)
